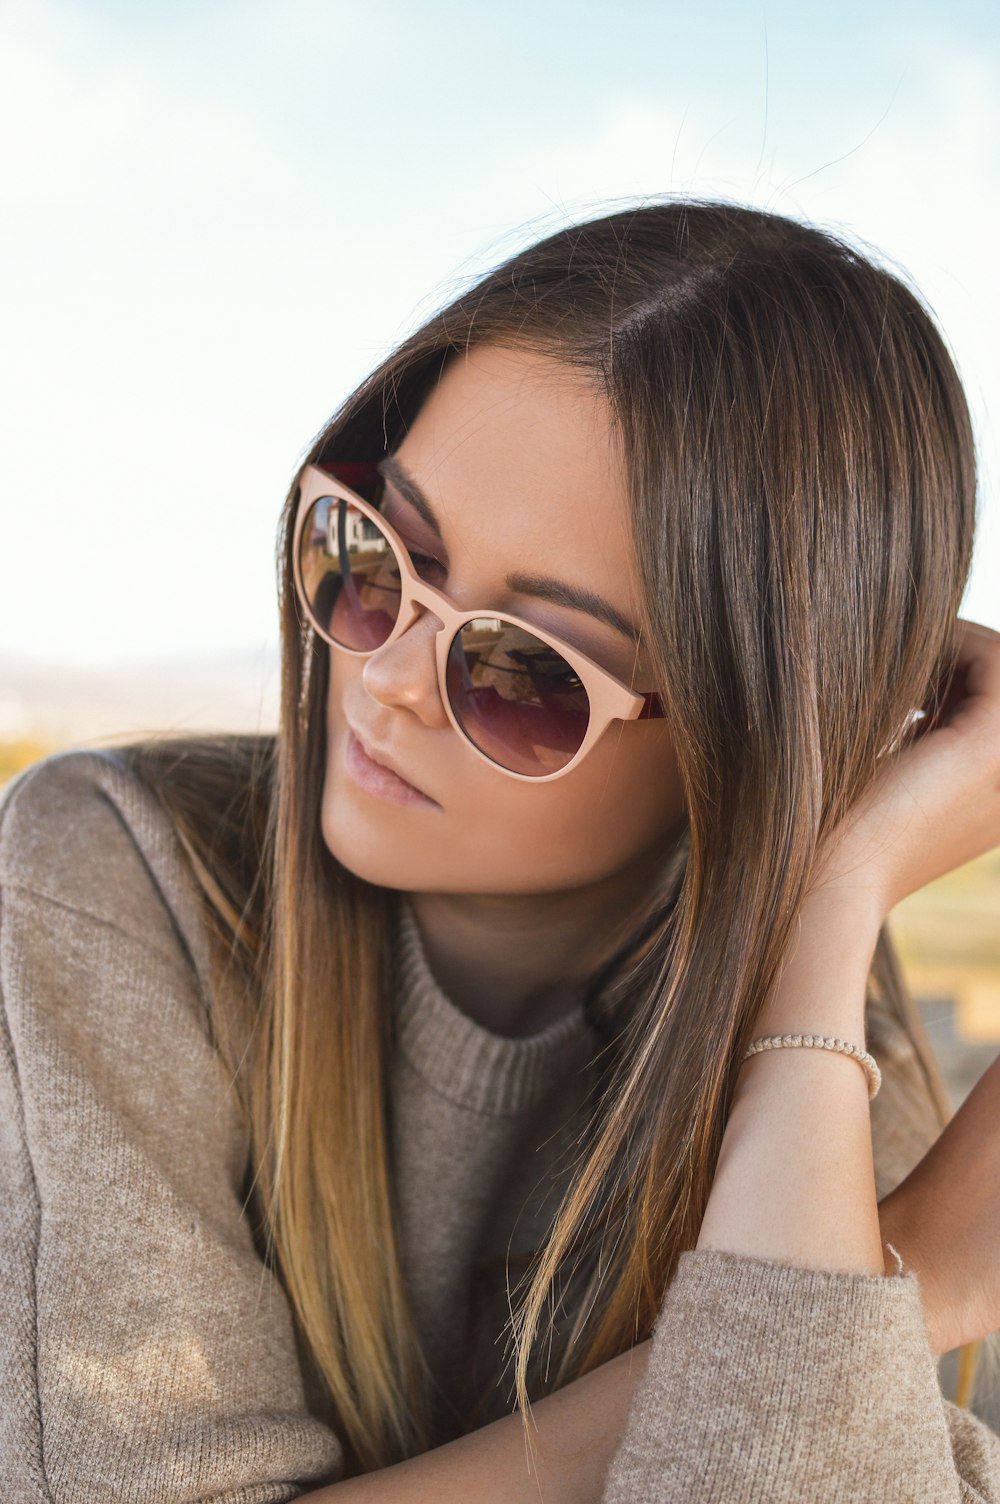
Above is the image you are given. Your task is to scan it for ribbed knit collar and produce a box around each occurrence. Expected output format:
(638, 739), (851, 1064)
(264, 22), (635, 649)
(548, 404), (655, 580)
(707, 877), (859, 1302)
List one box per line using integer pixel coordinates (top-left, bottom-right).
(392, 892), (601, 1117)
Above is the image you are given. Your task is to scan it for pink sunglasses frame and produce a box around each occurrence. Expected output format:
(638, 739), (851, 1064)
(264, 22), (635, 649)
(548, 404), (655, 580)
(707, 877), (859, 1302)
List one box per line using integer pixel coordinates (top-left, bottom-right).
(291, 461), (666, 783)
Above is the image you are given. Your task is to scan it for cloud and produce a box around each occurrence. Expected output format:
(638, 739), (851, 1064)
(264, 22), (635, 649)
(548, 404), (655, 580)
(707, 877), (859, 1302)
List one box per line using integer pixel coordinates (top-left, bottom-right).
(0, 0), (292, 205)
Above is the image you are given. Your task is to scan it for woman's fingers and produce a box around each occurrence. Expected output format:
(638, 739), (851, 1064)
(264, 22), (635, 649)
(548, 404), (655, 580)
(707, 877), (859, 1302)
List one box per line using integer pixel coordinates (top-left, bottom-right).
(814, 617), (1000, 915)
(918, 619), (1000, 732)
(945, 618), (1000, 714)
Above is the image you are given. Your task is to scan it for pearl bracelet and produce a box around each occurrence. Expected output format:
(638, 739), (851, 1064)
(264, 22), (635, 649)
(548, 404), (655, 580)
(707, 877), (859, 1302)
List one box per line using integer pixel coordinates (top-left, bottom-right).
(741, 1034), (881, 1100)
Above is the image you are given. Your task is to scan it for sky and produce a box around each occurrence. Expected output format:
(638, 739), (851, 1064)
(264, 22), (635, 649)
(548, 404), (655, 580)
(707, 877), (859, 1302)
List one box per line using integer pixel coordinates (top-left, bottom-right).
(1, 0), (998, 667)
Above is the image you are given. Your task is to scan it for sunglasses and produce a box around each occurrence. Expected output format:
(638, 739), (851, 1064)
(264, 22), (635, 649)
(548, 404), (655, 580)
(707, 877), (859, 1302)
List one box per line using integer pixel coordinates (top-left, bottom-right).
(291, 460), (666, 782)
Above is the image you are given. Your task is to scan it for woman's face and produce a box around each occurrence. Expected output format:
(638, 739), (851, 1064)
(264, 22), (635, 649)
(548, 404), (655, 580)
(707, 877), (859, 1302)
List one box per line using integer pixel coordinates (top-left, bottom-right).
(321, 341), (686, 896)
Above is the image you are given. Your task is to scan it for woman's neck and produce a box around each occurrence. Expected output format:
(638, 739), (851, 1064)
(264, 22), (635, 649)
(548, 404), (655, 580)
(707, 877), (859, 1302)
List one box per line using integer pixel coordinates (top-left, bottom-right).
(402, 832), (682, 1039)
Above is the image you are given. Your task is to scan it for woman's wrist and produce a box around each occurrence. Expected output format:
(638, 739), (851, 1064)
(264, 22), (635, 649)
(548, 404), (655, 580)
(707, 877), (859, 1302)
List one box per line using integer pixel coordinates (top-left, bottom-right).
(700, 884), (886, 1274)
(749, 888), (882, 1045)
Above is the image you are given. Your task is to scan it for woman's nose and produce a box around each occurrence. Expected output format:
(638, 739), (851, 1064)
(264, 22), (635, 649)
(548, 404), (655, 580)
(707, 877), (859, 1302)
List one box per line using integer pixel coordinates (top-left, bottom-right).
(360, 605), (451, 727)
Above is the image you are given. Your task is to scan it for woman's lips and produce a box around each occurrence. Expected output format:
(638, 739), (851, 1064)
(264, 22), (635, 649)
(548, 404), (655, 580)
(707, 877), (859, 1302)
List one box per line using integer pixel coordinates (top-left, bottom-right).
(344, 728), (440, 808)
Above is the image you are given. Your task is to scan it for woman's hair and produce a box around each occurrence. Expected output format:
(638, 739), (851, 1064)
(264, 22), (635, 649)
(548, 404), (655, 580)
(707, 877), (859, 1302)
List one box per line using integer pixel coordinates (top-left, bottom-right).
(118, 196), (994, 1473)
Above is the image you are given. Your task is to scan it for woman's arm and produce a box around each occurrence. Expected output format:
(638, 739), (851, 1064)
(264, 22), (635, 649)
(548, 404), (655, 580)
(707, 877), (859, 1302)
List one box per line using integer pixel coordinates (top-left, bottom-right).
(696, 618), (1000, 1289)
(696, 885), (886, 1273)
(300, 1340), (651, 1504)
(877, 1046), (1000, 1357)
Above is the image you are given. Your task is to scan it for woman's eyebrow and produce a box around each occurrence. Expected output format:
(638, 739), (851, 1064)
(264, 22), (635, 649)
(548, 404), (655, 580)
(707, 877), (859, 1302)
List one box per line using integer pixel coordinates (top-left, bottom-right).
(376, 454), (642, 645)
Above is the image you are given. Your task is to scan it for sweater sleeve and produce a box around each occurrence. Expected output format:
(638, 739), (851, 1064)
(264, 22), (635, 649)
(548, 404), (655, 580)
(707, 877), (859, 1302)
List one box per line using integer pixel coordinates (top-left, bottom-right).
(0, 750), (343, 1503)
(598, 1200), (1000, 1502)
(595, 914), (1000, 1501)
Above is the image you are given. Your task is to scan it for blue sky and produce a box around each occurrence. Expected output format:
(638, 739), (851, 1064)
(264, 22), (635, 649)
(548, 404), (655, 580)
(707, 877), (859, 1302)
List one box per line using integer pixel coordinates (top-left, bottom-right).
(2, 0), (998, 664)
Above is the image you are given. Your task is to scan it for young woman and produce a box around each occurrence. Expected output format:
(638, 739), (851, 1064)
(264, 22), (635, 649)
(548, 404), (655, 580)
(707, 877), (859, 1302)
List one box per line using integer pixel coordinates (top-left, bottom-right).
(3, 198), (1000, 1502)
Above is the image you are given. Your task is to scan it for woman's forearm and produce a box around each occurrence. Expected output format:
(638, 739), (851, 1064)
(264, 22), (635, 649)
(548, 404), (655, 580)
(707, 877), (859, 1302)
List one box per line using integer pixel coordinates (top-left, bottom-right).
(877, 1049), (1000, 1355)
(696, 889), (888, 1275)
(299, 1337), (651, 1504)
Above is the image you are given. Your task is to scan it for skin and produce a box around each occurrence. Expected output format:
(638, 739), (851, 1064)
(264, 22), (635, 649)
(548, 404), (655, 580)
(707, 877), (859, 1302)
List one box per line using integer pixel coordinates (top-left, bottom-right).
(321, 341), (686, 1038)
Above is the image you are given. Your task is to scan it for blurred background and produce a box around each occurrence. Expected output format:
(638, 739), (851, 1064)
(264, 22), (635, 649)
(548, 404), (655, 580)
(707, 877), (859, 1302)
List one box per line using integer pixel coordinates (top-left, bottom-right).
(1, 0), (998, 1402)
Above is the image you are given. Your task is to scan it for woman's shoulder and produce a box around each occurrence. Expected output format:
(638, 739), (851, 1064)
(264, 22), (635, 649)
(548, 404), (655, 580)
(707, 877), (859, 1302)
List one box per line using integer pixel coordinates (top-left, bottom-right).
(0, 744), (215, 991)
(0, 748), (342, 1497)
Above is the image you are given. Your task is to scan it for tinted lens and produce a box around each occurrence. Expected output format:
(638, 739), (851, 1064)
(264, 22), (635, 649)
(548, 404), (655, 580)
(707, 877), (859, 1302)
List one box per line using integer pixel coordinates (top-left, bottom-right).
(298, 491), (403, 650)
(446, 618), (590, 777)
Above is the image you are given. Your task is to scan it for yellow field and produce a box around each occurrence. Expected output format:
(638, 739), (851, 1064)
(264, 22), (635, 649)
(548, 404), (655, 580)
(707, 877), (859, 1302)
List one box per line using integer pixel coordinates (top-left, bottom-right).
(890, 847), (1000, 1044)
(0, 738), (56, 789)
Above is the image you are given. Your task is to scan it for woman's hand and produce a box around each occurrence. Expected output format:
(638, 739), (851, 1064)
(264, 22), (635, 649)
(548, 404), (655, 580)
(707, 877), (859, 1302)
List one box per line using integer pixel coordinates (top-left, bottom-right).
(878, 1046), (1000, 1355)
(808, 617), (1000, 922)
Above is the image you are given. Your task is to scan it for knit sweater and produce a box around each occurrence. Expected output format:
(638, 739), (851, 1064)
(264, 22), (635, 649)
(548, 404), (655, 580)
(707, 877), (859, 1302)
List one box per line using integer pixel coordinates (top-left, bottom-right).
(2, 747), (999, 1503)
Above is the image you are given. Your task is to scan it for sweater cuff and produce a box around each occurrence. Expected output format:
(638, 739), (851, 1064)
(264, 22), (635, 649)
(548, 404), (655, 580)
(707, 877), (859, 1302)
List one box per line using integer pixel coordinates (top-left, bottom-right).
(601, 1247), (961, 1503)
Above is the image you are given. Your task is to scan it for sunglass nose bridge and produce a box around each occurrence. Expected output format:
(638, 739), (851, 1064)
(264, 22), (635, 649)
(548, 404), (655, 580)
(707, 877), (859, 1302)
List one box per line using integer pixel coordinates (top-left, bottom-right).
(393, 589), (448, 642)
(402, 573), (457, 627)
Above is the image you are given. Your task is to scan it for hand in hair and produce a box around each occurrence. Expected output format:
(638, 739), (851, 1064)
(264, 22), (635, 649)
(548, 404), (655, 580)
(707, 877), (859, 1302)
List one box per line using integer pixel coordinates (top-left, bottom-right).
(807, 617), (1000, 923)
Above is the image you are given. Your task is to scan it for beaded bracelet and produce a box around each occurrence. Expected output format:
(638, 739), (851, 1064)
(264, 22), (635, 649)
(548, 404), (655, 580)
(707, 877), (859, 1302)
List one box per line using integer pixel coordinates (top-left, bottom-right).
(742, 1034), (881, 1100)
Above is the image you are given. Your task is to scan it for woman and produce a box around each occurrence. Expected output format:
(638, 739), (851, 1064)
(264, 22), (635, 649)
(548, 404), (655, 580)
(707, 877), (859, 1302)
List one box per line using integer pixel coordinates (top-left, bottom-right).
(3, 198), (1000, 1502)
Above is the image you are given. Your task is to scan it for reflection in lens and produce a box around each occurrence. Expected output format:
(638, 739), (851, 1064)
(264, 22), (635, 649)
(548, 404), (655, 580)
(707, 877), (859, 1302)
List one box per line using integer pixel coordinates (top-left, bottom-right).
(447, 618), (590, 776)
(299, 495), (401, 649)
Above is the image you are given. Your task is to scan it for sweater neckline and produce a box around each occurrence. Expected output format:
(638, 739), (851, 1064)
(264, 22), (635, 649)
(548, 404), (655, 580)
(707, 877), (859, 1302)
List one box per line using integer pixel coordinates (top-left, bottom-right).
(392, 892), (600, 1116)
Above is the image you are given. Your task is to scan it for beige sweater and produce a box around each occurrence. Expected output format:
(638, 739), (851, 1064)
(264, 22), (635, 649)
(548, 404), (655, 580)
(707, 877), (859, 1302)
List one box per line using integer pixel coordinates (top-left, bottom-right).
(1, 747), (999, 1502)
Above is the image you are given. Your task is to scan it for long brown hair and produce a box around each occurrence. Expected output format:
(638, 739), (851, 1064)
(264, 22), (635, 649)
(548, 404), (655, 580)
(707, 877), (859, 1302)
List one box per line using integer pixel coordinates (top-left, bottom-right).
(119, 198), (991, 1475)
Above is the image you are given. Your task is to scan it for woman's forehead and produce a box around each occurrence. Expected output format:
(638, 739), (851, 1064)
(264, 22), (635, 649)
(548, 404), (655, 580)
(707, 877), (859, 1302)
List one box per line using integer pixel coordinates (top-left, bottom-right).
(395, 343), (629, 546)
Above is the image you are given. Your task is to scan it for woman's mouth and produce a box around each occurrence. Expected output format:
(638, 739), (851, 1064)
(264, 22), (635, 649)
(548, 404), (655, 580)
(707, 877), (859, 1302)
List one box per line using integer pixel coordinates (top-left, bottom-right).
(343, 728), (440, 809)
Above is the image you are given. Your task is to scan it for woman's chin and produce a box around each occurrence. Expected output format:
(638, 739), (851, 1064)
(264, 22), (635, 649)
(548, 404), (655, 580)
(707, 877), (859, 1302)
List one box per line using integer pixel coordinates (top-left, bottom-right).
(319, 775), (428, 888)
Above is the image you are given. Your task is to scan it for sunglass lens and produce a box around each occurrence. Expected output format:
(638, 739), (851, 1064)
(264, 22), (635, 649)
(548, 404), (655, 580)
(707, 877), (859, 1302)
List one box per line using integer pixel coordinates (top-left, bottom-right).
(298, 493), (402, 650)
(446, 619), (590, 776)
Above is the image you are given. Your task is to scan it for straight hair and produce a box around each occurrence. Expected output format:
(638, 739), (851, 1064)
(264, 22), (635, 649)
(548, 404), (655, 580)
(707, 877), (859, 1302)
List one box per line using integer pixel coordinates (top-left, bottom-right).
(119, 197), (995, 1475)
